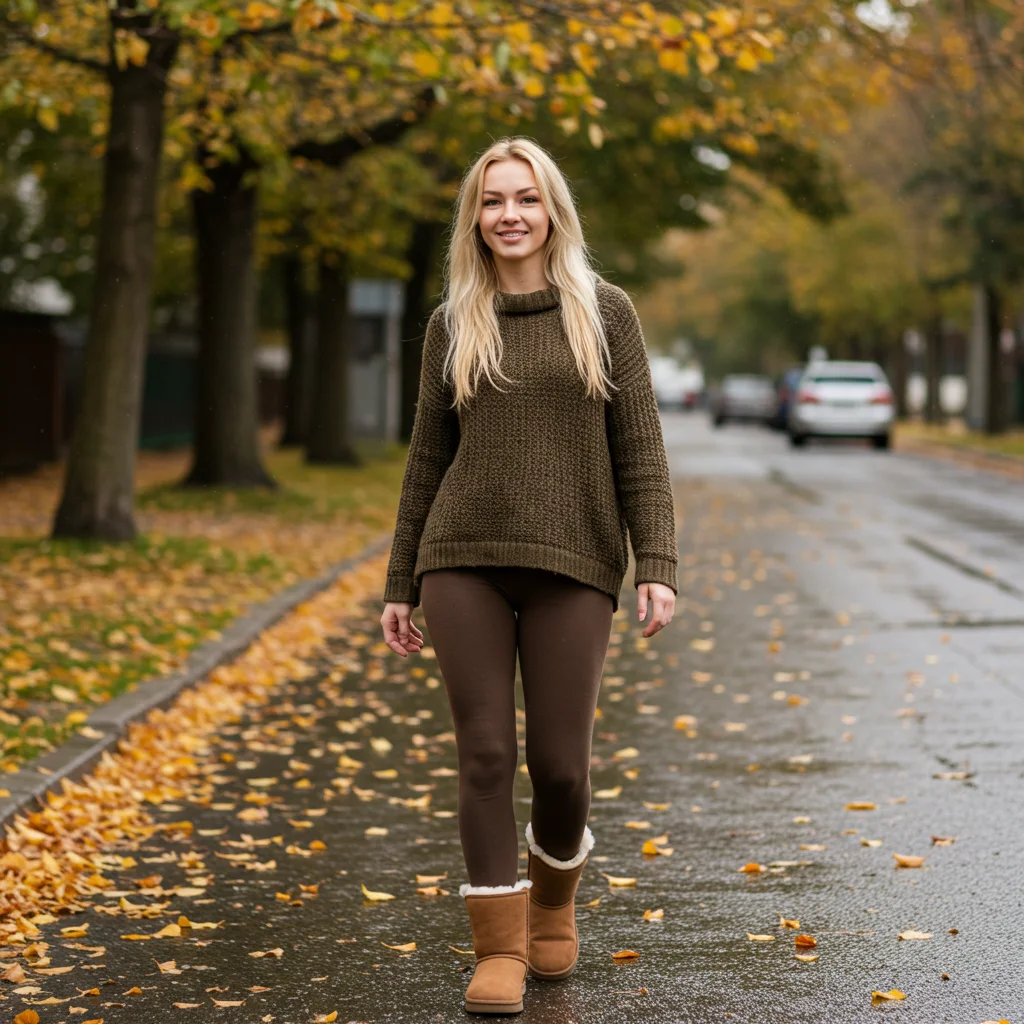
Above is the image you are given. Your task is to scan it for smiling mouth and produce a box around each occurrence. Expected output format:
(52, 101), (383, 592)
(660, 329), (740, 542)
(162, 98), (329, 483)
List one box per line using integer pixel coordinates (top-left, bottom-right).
(498, 231), (527, 239)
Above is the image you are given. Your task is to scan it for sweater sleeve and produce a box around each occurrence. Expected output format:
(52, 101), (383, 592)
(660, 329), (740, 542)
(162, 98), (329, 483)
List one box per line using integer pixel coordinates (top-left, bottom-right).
(603, 286), (679, 595)
(382, 309), (460, 606)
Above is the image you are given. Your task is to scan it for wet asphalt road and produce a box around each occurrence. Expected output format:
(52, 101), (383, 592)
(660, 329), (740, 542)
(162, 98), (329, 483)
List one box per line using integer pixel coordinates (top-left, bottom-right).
(12, 415), (1024, 1024)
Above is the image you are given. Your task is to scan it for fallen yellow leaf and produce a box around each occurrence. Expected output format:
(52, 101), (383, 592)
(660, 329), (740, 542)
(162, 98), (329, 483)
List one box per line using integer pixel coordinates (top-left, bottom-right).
(893, 854), (926, 868)
(381, 942), (416, 952)
(870, 989), (906, 1002)
(794, 934), (816, 948)
(611, 950), (640, 960)
(897, 930), (931, 940)
(747, 934), (775, 941)
(643, 909), (664, 921)
(794, 953), (819, 962)
(361, 883), (396, 901)
(845, 802), (877, 811)
(600, 874), (637, 887)
(738, 862), (765, 873)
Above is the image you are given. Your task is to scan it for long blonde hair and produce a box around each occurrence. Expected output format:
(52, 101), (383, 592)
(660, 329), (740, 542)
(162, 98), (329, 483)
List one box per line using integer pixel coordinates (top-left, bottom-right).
(440, 137), (615, 408)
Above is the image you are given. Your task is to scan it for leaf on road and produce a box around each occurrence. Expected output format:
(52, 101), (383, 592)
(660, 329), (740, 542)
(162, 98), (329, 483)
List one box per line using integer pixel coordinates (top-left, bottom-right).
(248, 948), (284, 958)
(611, 950), (640, 960)
(893, 854), (926, 868)
(794, 953), (819, 962)
(897, 930), (931, 940)
(794, 934), (816, 948)
(601, 874), (637, 887)
(845, 802), (876, 811)
(779, 917), (799, 929)
(870, 989), (906, 1002)
(643, 909), (664, 921)
(738, 862), (765, 873)
(381, 942), (416, 952)
(747, 934), (775, 941)
(361, 884), (395, 901)
(14, 1013), (40, 1024)
(594, 786), (622, 799)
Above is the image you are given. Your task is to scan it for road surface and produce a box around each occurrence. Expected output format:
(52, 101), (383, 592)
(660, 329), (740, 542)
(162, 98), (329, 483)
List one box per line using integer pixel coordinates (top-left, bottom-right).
(10, 414), (1024, 1024)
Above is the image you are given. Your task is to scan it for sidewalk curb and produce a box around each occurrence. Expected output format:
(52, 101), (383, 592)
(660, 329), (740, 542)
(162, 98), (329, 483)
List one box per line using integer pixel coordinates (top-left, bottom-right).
(897, 438), (1024, 480)
(0, 530), (394, 830)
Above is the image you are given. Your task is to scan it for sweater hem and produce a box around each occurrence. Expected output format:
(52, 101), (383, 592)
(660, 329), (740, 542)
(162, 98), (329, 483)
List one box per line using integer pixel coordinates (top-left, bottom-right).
(414, 540), (624, 612)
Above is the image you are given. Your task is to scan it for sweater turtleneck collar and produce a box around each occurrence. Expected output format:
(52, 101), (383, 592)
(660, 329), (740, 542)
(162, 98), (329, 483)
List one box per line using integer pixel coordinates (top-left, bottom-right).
(494, 286), (560, 315)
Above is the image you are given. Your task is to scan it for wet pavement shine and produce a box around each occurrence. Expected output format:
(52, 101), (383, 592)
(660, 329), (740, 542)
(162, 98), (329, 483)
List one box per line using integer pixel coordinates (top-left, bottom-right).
(5, 416), (1023, 1023)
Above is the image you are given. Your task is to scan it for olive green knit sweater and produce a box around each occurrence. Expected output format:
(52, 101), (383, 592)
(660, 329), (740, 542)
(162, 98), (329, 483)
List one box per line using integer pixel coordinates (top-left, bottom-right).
(382, 280), (678, 613)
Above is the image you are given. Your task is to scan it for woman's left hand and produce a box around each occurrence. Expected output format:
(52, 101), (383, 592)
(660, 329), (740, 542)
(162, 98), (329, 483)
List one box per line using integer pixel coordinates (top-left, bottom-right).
(637, 582), (675, 638)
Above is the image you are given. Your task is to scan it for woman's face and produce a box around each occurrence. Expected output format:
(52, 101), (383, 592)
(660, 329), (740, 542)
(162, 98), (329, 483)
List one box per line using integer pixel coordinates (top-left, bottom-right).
(478, 158), (551, 268)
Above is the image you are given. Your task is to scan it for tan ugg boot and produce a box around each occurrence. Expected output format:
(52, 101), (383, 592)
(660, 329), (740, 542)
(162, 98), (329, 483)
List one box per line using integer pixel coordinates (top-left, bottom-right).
(525, 823), (594, 980)
(459, 880), (531, 1015)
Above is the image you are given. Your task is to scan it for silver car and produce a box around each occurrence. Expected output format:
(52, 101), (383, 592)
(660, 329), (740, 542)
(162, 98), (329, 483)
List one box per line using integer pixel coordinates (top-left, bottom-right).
(788, 361), (895, 449)
(711, 374), (777, 427)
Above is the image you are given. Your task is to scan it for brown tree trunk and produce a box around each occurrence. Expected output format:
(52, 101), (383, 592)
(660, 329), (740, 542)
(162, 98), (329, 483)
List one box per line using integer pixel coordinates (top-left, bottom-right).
(185, 154), (275, 487)
(52, 30), (179, 540)
(984, 283), (1005, 435)
(924, 312), (944, 424)
(306, 253), (360, 465)
(399, 220), (442, 441)
(279, 254), (313, 447)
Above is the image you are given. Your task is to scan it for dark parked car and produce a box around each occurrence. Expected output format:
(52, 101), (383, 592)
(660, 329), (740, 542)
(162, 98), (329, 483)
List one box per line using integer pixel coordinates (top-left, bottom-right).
(769, 366), (805, 431)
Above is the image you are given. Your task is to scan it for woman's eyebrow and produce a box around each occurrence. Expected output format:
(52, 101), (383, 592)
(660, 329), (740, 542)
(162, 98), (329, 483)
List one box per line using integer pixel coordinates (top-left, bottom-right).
(482, 186), (540, 196)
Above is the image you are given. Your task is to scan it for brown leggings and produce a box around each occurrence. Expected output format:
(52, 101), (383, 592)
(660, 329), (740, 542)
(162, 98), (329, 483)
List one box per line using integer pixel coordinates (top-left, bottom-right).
(420, 566), (614, 887)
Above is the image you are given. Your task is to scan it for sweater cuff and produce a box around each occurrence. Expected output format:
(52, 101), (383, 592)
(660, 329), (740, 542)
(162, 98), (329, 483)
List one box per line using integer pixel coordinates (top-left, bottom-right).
(383, 573), (418, 605)
(634, 556), (678, 594)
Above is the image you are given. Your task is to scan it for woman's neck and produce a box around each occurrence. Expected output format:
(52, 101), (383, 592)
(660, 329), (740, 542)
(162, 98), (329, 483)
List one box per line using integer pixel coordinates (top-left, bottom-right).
(493, 256), (550, 295)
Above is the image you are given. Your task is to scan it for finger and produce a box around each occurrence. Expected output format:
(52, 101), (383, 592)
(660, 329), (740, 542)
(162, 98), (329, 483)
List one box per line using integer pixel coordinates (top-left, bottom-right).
(637, 585), (648, 621)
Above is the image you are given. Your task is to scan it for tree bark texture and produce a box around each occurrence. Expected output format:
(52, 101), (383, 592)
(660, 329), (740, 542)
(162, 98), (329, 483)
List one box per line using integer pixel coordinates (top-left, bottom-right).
(280, 254), (314, 446)
(924, 313), (944, 424)
(306, 253), (360, 465)
(399, 220), (441, 442)
(52, 33), (178, 540)
(185, 156), (275, 487)
(984, 283), (1006, 435)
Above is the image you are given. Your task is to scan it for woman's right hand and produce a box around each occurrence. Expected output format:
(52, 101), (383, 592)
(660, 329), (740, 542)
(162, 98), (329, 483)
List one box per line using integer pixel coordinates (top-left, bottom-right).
(380, 602), (424, 658)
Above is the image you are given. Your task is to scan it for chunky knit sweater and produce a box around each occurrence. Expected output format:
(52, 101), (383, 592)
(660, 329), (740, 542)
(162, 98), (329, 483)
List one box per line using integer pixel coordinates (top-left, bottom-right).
(382, 280), (678, 613)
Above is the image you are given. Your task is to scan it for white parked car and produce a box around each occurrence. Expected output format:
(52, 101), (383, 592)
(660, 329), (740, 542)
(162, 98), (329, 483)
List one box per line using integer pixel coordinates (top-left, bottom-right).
(788, 361), (895, 449)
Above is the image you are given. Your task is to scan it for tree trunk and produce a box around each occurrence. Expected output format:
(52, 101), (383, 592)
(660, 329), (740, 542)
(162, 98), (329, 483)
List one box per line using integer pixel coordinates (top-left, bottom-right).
(279, 254), (313, 447)
(185, 155), (275, 487)
(984, 283), (1005, 435)
(52, 33), (179, 540)
(306, 253), (360, 465)
(924, 312), (944, 424)
(883, 341), (908, 419)
(399, 220), (441, 441)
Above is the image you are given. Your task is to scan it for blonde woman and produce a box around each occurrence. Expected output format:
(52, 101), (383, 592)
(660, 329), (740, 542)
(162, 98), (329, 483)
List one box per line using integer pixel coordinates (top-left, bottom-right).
(380, 137), (678, 1015)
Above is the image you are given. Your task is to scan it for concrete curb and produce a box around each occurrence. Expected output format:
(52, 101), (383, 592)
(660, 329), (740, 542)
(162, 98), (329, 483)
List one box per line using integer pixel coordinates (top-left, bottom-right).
(897, 438), (1024, 480)
(0, 530), (394, 829)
